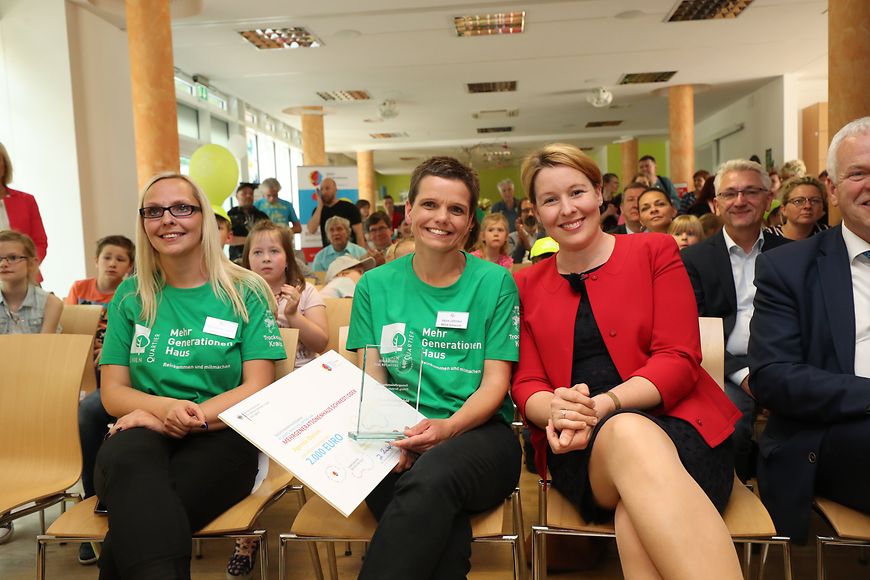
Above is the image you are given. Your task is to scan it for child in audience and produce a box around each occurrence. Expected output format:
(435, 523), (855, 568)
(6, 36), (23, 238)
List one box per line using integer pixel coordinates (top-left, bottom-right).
(529, 236), (559, 263)
(0, 229), (63, 544)
(638, 187), (677, 234)
(471, 213), (513, 268)
(668, 214), (704, 250)
(66, 234), (135, 565)
(91, 174), (287, 578)
(215, 211), (234, 247)
(699, 213), (723, 239)
(319, 255), (375, 299)
(0, 230), (62, 334)
(230, 220), (328, 578)
(385, 237), (415, 262)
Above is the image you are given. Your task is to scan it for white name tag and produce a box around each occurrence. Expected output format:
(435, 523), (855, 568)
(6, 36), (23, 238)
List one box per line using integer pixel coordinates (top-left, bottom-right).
(203, 316), (238, 339)
(436, 311), (469, 329)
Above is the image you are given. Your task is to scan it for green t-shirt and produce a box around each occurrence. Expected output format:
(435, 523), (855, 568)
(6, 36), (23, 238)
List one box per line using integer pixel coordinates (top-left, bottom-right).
(101, 277), (286, 403)
(347, 253), (519, 423)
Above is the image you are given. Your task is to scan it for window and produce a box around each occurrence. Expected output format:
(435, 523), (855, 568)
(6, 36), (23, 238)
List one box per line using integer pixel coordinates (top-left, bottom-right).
(177, 103), (200, 140)
(211, 118), (230, 147)
(246, 130), (259, 183)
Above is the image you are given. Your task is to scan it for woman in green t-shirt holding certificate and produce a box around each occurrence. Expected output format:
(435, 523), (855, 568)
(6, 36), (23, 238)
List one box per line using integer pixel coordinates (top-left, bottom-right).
(347, 157), (522, 579)
(95, 174), (286, 578)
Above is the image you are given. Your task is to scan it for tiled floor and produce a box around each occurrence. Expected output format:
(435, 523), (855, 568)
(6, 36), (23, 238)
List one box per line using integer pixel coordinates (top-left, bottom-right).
(0, 468), (866, 579)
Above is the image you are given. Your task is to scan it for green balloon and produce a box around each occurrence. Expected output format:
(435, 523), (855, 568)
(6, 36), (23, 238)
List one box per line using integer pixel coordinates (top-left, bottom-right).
(189, 144), (239, 206)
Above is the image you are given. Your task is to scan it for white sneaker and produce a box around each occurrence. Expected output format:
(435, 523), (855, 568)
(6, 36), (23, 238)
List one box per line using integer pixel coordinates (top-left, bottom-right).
(0, 522), (13, 545)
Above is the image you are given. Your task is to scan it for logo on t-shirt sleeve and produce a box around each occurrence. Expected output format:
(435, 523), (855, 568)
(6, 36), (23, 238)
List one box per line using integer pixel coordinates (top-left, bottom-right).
(131, 324), (152, 354)
(379, 322), (406, 354)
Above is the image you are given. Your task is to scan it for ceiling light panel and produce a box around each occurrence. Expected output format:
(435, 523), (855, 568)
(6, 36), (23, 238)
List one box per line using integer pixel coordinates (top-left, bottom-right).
(467, 81), (517, 94)
(454, 12), (525, 37)
(477, 126), (514, 134)
(618, 72), (678, 84)
(472, 109), (519, 119)
(370, 132), (409, 139)
(316, 90), (371, 102)
(239, 27), (323, 50)
(667, 0), (755, 21)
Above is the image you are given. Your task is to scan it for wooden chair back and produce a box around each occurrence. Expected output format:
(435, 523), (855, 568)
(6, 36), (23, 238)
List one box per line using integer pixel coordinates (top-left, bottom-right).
(312, 271), (327, 285)
(698, 316), (725, 389)
(510, 262), (533, 274)
(0, 334), (92, 515)
(60, 304), (103, 393)
(323, 297), (353, 354)
(274, 328), (300, 379)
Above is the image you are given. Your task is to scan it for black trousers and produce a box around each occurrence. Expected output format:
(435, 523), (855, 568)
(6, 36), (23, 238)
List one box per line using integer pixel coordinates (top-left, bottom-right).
(358, 419), (521, 580)
(79, 389), (114, 498)
(94, 427), (258, 580)
(815, 417), (870, 515)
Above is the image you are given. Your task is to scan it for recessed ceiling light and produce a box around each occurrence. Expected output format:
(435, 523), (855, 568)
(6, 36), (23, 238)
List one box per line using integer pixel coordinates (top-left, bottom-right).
(472, 109), (519, 119)
(467, 81), (517, 94)
(370, 132), (409, 139)
(453, 11), (525, 37)
(667, 0), (755, 22)
(316, 90), (371, 102)
(585, 120), (623, 128)
(477, 126), (514, 134)
(239, 27), (323, 50)
(618, 72), (677, 84)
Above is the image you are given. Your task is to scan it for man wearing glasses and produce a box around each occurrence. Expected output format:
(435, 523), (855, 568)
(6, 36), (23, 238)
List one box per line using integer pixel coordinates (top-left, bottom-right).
(681, 159), (790, 482)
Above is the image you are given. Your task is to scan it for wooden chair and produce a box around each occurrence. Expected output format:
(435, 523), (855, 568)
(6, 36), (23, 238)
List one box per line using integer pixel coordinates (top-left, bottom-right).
(35, 329), (319, 580)
(279, 489), (525, 580)
(511, 262), (533, 274)
(530, 317), (792, 580)
(815, 498), (870, 580)
(323, 297), (353, 354)
(59, 304), (103, 394)
(0, 335), (92, 535)
(312, 270), (327, 285)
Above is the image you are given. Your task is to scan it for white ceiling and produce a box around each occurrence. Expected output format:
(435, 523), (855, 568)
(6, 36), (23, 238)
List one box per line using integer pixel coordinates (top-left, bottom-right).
(85, 0), (830, 174)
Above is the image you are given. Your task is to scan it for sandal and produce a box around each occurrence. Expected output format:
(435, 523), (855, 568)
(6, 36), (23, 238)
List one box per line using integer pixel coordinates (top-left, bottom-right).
(226, 538), (259, 580)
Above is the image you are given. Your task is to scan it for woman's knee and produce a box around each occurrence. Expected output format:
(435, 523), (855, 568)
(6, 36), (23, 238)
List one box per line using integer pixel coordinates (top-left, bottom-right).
(96, 427), (167, 476)
(594, 414), (675, 467)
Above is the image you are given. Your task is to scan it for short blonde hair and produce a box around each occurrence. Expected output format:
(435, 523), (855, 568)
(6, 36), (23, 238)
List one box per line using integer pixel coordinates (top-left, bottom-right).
(714, 159), (771, 192)
(668, 215), (703, 239)
(522, 143), (602, 205)
(475, 213), (510, 256)
(778, 176), (826, 205)
(780, 159), (807, 181)
(0, 143), (13, 185)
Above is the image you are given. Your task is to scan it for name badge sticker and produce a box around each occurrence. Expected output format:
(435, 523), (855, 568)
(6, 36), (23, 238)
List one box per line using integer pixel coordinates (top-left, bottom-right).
(203, 316), (239, 339)
(436, 311), (469, 330)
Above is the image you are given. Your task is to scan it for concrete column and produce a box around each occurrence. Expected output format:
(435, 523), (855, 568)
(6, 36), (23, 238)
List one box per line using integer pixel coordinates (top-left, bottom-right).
(125, 0), (179, 188)
(620, 138), (638, 186)
(828, 0), (869, 224)
(356, 150), (376, 205)
(668, 85), (694, 191)
(302, 109), (327, 165)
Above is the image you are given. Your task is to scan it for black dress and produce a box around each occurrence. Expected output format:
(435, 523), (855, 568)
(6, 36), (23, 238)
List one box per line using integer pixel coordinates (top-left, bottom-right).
(546, 270), (734, 523)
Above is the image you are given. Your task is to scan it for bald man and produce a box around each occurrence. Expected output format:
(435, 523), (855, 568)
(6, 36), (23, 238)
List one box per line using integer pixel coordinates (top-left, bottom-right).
(307, 177), (364, 247)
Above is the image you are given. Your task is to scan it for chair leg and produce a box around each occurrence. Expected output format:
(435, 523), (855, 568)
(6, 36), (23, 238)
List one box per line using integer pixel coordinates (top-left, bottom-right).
(308, 541), (325, 580)
(510, 534), (521, 580)
(258, 533), (268, 580)
(194, 538), (202, 558)
(39, 509), (46, 535)
(327, 542), (339, 580)
(511, 488), (527, 577)
(782, 540), (793, 580)
(742, 542), (751, 580)
(758, 543), (770, 580)
(36, 538), (47, 580)
(531, 527), (545, 580)
(344, 541), (352, 556)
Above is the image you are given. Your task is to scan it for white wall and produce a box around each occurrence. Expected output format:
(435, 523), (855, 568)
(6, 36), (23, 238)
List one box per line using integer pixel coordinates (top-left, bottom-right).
(0, 0), (86, 293)
(695, 76), (798, 171)
(66, 2), (138, 278)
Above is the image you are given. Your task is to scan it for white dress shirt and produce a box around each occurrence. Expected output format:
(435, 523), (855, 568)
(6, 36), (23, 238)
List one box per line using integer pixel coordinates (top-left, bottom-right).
(722, 228), (765, 386)
(841, 223), (870, 378)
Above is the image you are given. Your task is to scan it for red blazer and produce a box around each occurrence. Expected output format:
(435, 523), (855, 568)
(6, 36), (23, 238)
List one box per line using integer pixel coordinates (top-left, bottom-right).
(4, 187), (48, 262)
(512, 233), (739, 477)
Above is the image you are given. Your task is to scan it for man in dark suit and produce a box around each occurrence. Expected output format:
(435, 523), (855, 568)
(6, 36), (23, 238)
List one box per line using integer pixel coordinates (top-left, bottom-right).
(607, 182), (645, 234)
(749, 117), (870, 543)
(681, 159), (790, 481)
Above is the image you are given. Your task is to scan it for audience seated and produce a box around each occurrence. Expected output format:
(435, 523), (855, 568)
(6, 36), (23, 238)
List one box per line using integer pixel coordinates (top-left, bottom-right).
(227, 182), (269, 262)
(470, 213), (513, 268)
(681, 159), (790, 481)
(67, 234), (135, 565)
(319, 255), (374, 299)
(385, 237), (415, 262)
(668, 214), (704, 250)
(638, 155), (679, 205)
(779, 158), (807, 181)
(307, 178), (364, 247)
(766, 176), (829, 240)
(347, 156), (521, 579)
(508, 198), (544, 262)
(528, 236), (558, 263)
(679, 170), (710, 215)
(637, 187), (676, 234)
(599, 173), (620, 231)
(513, 143), (741, 579)
(749, 117), (870, 544)
(312, 216), (368, 272)
(0, 229), (63, 545)
(700, 212), (723, 238)
(686, 175), (717, 217)
(607, 182), (645, 234)
(381, 194), (404, 231)
(254, 177), (302, 234)
(490, 179), (522, 233)
(365, 211), (394, 266)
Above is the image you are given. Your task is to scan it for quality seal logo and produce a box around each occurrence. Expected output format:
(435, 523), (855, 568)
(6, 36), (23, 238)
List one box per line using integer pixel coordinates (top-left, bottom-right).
(379, 322), (406, 354)
(130, 324), (152, 354)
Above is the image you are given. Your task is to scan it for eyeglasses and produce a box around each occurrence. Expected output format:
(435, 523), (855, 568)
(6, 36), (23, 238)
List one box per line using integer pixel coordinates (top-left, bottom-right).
(368, 225), (391, 233)
(0, 255), (28, 264)
(139, 204), (201, 219)
(787, 197), (824, 208)
(716, 187), (768, 201)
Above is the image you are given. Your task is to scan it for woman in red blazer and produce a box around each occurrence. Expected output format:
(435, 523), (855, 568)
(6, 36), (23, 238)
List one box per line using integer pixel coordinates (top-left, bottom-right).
(513, 144), (742, 578)
(0, 144), (48, 265)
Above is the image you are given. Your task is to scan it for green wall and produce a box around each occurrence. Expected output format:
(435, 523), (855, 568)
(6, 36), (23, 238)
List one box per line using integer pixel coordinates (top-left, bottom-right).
(376, 165), (524, 207)
(606, 140), (669, 180)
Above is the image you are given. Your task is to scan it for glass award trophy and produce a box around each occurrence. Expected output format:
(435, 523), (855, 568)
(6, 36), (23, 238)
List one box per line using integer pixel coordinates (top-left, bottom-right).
(348, 344), (423, 441)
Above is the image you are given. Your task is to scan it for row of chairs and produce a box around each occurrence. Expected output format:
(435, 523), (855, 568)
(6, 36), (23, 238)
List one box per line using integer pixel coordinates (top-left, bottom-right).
(5, 305), (870, 578)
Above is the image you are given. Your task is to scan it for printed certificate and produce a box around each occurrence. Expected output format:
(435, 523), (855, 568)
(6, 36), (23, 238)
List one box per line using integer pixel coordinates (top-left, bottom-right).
(219, 350), (423, 517)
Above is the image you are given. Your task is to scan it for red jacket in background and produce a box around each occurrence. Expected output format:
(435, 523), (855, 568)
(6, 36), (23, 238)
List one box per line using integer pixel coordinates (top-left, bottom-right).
(4, 187), (48, 263)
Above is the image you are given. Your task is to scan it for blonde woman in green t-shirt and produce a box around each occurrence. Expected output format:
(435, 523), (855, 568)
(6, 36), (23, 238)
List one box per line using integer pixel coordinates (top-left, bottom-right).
(95, 174), (286, 579)
(347, 157), (522, 580)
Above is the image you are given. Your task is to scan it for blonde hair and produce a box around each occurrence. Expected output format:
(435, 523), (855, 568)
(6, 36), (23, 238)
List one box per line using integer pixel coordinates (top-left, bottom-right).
(475, 213), (510, 256)
(780, 159), (807, 181)
(522, 143), (602, 205)
(778, 176), (826, 205)
(0, 143), (13, 185)
(0, 230), (38, 281)
(668, 215), (703, 239)
(133, 173), (276, 325)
